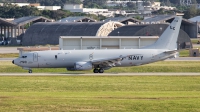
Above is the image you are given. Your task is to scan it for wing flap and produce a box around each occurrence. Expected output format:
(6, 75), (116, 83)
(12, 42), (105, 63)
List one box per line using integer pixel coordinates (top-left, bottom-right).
(92, 57), (124, 67)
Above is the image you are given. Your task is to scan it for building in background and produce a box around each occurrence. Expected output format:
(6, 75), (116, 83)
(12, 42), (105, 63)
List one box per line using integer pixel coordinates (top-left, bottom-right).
(63, 4), (108, 13)
(0, 2), (61, 11)
(0, 16), (52, 45)
(106, 0), (176, 14)
(37, 6), (61, 10)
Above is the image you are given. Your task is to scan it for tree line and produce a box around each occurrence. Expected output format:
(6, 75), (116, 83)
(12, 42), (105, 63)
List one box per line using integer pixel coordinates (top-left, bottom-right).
(0, 3), (106, 21)
(0, 0), (200, 19)
(0, 0), (199, 9)
(0, 0), (82, 6)
(27, 0), (82, 6)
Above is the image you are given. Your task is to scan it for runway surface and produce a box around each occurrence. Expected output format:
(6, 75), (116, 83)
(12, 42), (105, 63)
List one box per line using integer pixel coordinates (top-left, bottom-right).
(0, 58), (15, 61)
(1, 73), (200, 76)
(165, 57), (200, 61)
(0, 47), (18, 53)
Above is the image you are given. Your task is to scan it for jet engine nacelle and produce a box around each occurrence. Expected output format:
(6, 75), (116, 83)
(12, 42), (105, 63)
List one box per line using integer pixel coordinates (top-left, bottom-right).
(67, 62), (93, 71)
(75, 62), (92, 70)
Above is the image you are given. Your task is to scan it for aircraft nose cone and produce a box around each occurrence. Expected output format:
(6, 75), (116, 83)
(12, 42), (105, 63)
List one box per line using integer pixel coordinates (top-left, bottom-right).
(12, 60), (14, 64)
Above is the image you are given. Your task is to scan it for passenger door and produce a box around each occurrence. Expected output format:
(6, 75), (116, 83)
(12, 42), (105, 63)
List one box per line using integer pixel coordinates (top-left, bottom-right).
(33, 52), (38, 62)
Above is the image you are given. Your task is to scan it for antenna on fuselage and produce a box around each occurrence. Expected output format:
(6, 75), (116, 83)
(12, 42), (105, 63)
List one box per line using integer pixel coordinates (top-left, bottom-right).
(48, 45), (51, 50)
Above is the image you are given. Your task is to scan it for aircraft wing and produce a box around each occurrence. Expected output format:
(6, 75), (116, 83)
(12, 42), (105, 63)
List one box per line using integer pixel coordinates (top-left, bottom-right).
(91, 54), (139, 67)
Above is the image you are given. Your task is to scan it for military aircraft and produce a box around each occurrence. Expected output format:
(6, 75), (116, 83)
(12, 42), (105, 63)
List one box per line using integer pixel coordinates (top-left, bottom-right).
(13, 16), (182, 73)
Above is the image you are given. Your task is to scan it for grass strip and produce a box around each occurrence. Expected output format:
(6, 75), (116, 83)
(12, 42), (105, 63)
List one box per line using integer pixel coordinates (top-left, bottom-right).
(0, 53), (19, 58)
(0, 76), (200, 112)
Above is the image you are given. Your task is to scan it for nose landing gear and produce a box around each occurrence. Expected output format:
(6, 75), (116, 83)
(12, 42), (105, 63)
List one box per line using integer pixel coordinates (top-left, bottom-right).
(28, 69), (32, 73)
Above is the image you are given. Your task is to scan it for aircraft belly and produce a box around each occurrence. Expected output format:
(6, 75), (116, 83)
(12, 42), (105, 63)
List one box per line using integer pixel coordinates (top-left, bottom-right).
(37, 60), (72, 68)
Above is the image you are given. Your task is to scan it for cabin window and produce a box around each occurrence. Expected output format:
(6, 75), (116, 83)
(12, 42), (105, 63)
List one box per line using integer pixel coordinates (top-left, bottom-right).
(22, 56), (27, 58)
(55, 55), (57, 59)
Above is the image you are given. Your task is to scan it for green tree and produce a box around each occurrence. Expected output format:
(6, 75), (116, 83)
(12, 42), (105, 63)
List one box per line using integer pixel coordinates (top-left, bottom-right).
(126, 2), (137, 10)
(67, 0), (81, 4)
(197, 8), (200, 14)
(50, 10), (69, 20)
(143, 1), (151, 6)
(28, 0), (38, 3)
(165, 0), (171, 6)
(135, 15), (143, 20)
(183, 5), (197, 19)
(83, 0), (107, 8)
(168, 0), (179, 5)
(192, 0), (197, 4)
(27, 0), (81, 6)
(177, 5), (188, 11)
(0, 3), (102, 20)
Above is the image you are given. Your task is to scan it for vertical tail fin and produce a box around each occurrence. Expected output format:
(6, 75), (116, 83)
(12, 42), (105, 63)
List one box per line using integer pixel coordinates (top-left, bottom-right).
(143, 16), (182, 50)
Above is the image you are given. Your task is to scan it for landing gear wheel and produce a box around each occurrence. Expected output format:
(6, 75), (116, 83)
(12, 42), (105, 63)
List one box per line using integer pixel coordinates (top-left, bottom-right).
(28, 70), (32, 73)
(98, 68), (104, 73)
(93, 68), (99, 73)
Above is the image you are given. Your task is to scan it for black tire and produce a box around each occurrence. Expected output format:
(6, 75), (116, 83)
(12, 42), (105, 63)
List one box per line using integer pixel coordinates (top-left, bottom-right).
(98, 68), (104, 73)
(93, 68), (99, 73)
(29, 70), (32, 73)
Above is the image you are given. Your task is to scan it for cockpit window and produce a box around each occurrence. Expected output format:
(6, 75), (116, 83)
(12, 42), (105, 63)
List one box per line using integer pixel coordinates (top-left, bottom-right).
(22, 56), (27, 58)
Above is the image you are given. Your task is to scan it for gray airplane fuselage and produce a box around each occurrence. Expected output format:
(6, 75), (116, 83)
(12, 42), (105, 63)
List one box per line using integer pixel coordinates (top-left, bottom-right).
(14, 49), (174, 69)
(12, 16), (182, 73)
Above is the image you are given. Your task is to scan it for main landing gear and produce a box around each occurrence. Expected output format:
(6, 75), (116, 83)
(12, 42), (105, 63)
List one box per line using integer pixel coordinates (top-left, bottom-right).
(93, 68), (104, 73)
